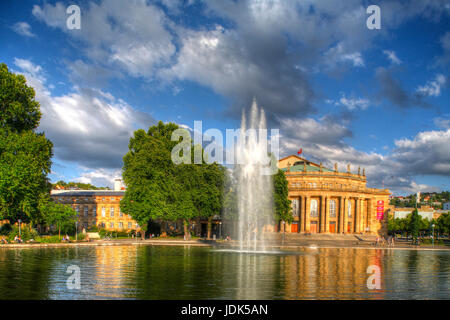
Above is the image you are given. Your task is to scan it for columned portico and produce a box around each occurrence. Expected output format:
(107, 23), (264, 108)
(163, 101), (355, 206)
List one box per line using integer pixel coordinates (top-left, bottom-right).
(278, 155), (390, 236)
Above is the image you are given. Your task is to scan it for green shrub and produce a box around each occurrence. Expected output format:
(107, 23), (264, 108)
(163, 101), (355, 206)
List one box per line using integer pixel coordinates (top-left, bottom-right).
(87, 225), (99, 232)
(8, 225), (39, 242)
(0, 224), (12, 235)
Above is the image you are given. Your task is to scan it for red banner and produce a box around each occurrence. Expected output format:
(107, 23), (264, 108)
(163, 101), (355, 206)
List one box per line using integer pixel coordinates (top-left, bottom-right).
(376, 200), (384, 220)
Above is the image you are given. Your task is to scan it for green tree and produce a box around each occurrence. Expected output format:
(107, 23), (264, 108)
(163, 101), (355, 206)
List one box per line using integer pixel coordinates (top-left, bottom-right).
(41, 201), (77, 238)
(273, 169), (292, 223)
(121, 121), (226, 240)
(0, 63), (53, 224)
(409, 208), (420, 243)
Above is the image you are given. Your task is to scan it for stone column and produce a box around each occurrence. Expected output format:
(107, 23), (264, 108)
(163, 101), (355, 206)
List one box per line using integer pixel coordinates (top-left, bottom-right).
(305, 196), (310, 233)
(355, 198), (361, 233)
(320, 196), (326, 233)
(300, 196), (305, 233)
(343, 197), (348, 233)
(359, 198), (364, 232)
(367, 198), (373, 233)
(339, 197), (344, 233)
(325, 198), (330, 233)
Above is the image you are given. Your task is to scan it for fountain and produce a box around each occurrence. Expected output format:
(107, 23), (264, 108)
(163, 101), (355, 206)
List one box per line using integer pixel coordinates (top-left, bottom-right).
(235, 99), (274, 252)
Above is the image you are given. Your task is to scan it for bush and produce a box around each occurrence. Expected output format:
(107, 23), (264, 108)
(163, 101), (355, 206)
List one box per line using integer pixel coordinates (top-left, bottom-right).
(87, 225), (99, 232)
(422, 238), (444, 245)
(0, 223), (12, 235)
(7, 225), (39, 242)
(36, 235), (62, 243)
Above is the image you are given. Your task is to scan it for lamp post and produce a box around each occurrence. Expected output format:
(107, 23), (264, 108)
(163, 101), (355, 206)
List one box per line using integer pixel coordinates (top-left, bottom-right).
(282, 221), (286, 245)
(18, 219), (21, 238)
(219, 222), (222, 240)
(432, 224), (435, 247)
(75, 221), (78, 241)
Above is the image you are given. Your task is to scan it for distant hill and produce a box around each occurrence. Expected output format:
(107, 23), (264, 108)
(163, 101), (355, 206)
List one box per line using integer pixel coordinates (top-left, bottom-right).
(52, 180), (110, 190)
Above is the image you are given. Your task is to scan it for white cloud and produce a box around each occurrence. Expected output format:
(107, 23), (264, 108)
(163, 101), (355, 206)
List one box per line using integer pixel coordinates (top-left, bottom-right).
(75, 168), (122, 188)
(12, 22), (36, 38)
(383, 50), (402, 65)
(334, 94), (370, 110)
(434, 117), (450, 129)
(278, 115), (450, 194)
(33, 1), (176, 78)
(416, 74), (446, 97)
(13, 58), (155, 169)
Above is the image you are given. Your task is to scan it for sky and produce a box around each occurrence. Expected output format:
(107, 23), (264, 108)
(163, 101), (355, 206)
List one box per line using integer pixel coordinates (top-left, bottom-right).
(0, 0), (449, 195)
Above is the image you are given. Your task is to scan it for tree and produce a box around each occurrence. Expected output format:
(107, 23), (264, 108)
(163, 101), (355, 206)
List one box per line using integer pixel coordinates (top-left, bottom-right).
(409, 208), (420, 243)
(0, 63), (53, 224)
(41, 201), (77, 238)
(273, 169), (292, 224)
(121, 121), (226, 240)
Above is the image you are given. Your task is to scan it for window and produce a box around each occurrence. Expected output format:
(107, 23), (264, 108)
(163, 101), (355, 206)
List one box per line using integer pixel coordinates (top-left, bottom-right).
(329, 200), (336, 218)
(292, 199), (299, 217)
(101, 207), (106, 217)
(348, 201), (352, 218)
(93, 207), (96, 216)
(308, 183), (312, 188)
(110, 207), (114, 217)
(119, 222), (123, 229)
(84, 207), (88, 217)
(102, 197), (105, 201)
(58, 197), (62, 202)
(75, 206), (79, 215)
(111, 197), (115, 201)
(85, 198), (88, 202)
(110, 222), (114, 229)
(119, 207), (123, 217)
(99, 222), (105, 228)
(312, 182), (317, 188)
(310, 199), (318, 217)
(128, 222), (132, 229)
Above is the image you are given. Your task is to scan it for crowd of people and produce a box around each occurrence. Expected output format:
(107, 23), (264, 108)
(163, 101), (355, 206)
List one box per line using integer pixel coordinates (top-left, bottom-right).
(375, 235), (395, 247)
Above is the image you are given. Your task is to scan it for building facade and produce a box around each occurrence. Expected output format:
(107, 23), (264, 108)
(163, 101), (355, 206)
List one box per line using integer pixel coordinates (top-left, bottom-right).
(444, 202), (450, 211)
(278, 155), (390, 235)
(50, 189), (139, 232)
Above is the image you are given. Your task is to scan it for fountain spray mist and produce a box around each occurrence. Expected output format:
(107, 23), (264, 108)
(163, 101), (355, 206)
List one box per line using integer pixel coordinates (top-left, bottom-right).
(236, 99), (274, 251)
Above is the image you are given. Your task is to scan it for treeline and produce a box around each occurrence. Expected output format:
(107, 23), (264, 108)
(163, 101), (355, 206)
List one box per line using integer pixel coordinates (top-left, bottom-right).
(388, 211), (450, 237)
(52, 180), (110, 190)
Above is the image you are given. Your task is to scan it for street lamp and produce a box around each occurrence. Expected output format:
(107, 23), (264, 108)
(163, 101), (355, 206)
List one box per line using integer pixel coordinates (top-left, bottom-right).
(18, 219), (21, 238)
(219, 222), (222, 240)
(282, 221), (286, 245)
(432, 224), (435, 247)
(75, 221), (78, 241)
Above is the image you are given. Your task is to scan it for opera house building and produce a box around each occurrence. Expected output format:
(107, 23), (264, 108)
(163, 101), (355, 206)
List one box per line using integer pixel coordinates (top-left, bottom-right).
(278, 155), (390, 236)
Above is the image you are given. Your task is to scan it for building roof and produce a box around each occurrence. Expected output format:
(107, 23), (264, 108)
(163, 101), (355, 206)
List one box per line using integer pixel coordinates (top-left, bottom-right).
(51, 190), (125, 197)
(281, 162), (334, 173)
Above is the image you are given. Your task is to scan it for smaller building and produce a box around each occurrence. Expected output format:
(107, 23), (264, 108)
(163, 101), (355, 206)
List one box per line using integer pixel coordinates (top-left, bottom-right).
(443, 202), (450, 211)
(50, 179), (139, 232)
(392, 206), (445, 221)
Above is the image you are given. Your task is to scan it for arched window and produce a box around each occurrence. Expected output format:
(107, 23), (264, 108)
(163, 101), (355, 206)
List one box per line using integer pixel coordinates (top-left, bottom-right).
(310, 199), (318, 217)
(329, 200), (336, 217)
(312, 182), (317, 188)
(348, 201), (352, 218)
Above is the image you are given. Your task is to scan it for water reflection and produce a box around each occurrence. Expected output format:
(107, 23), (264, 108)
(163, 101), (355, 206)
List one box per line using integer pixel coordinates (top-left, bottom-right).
(0, 246), (448, 299)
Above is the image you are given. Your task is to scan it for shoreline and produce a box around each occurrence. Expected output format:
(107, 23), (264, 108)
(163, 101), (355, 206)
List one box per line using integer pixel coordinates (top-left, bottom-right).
(1, 238), (449, 251)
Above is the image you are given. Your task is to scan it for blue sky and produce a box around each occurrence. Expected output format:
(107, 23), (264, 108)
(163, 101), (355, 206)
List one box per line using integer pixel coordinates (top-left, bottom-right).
(1, 0), (449, 195)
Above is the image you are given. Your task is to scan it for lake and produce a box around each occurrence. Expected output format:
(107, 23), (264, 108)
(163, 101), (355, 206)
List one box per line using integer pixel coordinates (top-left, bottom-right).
(0, 245), (448, 299)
